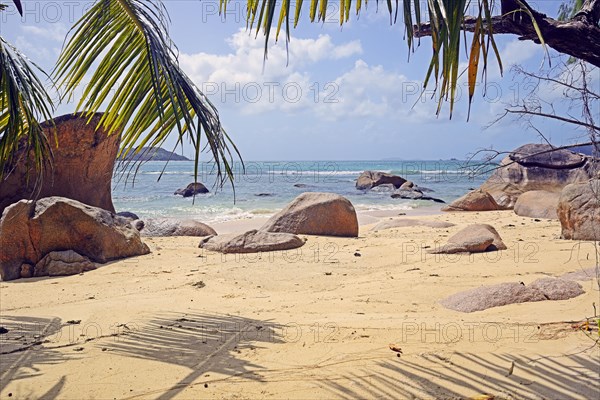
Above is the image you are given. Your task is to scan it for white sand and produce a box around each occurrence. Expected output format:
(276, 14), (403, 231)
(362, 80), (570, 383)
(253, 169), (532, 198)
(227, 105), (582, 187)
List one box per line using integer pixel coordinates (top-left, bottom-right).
(1, 210), (599, 399)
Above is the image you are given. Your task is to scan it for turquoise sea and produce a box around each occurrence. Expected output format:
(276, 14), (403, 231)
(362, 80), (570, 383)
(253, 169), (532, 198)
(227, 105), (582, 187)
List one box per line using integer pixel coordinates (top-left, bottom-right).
(112, 160), (491, 223)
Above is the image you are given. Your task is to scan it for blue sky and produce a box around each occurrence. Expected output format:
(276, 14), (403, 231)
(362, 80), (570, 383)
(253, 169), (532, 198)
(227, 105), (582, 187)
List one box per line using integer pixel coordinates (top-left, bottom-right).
(1, 0), (598, 160)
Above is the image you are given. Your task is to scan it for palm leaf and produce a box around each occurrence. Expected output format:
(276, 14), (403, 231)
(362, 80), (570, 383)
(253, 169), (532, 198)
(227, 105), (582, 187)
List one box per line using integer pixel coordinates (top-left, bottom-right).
(515, 0), (550, 65)
(0, 36), (54, 182)
(54, 0), (241, 189)
(224, 0), (509, 119)
(10, 0), (22, 15)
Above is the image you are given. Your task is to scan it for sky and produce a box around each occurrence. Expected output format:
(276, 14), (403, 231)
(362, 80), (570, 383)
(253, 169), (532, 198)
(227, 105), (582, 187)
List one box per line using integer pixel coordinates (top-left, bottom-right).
(1, 0), (598, 161)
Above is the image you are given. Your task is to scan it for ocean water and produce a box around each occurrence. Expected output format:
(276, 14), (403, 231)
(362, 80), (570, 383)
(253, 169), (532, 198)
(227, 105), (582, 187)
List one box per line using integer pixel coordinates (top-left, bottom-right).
(112, 160), (491, 223)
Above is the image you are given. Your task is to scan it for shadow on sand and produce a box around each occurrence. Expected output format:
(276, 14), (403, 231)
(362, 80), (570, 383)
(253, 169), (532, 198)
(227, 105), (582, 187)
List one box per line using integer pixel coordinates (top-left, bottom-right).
(319, 350), (600, 399)
(104, 311), (283, 400)
(0, 315), (71, 399)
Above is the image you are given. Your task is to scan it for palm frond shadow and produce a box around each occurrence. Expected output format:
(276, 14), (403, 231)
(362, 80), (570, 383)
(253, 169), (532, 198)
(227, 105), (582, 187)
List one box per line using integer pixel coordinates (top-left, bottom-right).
(103, 311), (283, 400)
(319, 350), (599, 399)
(0, 316), (72, 397)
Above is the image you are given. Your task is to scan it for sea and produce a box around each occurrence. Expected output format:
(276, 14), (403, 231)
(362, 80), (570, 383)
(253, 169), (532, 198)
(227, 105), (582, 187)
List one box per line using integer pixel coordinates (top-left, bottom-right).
(111, 160), (492, 223)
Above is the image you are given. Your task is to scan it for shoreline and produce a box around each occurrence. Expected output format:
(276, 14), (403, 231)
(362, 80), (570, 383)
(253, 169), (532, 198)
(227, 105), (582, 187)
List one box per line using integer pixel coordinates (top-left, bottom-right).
(210, 204), (443, 234)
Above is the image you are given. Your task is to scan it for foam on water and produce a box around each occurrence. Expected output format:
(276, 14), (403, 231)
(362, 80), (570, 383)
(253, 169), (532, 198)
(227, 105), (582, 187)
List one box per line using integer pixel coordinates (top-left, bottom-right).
(112, 160), (490, 223)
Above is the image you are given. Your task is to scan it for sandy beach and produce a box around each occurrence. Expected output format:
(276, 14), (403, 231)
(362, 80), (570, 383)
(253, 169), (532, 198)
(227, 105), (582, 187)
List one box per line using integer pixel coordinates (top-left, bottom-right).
(1, 209), (598, 399)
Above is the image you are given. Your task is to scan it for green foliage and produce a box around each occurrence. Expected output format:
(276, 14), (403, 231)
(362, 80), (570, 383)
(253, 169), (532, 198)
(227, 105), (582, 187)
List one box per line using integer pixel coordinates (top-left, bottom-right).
(1, 0), (240, 189)
(558, 0), (584, 21)
(223, 0), (507, 119)
(0, 37), (54, 181)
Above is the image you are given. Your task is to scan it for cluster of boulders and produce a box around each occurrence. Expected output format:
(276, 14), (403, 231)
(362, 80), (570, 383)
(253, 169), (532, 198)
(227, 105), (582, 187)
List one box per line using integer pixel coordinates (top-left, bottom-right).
(480, 143), (593, 209)
(198, 192), (359, 252)
(441, 143), (599, 241)
(1, 112), (598, 287)
(356, 171), (445, 203)
(0, 197), (150, 281)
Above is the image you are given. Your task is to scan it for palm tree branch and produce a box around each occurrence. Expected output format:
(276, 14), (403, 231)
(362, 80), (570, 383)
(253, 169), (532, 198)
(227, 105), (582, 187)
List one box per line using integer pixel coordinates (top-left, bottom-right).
(0, 36), (54, 183)
(54, 0), (241, 188)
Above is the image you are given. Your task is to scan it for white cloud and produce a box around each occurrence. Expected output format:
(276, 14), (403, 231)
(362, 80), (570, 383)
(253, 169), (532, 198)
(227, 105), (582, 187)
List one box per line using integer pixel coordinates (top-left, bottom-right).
(179, 29), (445, 122)
(179, 29), (364, 114)
(21, 23), (68, 42)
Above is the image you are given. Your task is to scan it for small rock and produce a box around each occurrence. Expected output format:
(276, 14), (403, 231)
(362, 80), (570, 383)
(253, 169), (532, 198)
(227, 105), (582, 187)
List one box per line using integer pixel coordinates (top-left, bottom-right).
(20, 263), (34, 278)
(174, 182), (209, 197)
(116, 211), (139, 220)
(199, 230), (305, 254)
(429, 224), (507, 254)
(35, 251), (96, 277)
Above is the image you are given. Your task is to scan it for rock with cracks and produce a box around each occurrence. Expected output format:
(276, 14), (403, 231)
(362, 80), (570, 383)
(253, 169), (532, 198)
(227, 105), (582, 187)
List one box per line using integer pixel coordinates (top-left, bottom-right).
(0, 113), (121, 216)
(514, 190), (560, 219)
(557, 179), (600, 241)
(261, 192), (359, 237)
(0, 197), (149, 281)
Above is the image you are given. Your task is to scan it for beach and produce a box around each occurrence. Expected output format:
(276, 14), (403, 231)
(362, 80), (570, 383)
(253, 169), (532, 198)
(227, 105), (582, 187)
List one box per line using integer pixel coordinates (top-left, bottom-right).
(1, 209), (598, 399)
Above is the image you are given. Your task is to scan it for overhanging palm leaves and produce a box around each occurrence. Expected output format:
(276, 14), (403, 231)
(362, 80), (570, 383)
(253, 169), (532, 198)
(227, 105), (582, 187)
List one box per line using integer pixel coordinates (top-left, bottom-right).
(226, 0), (550, 119)
(53, 0), (240, 187)
(0, 35), (54, 181)
(1, 0), (240, 188)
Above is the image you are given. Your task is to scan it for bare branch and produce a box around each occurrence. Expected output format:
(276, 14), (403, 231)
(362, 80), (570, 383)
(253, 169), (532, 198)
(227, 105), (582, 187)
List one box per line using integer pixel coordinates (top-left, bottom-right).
(504, 109), (600, 131)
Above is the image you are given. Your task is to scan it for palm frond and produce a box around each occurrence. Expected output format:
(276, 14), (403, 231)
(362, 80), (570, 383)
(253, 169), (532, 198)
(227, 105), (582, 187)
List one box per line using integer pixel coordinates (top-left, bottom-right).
(0, 36), (54, 182)
(223, 0), (508, 119)
(10, 0), (22, 15)
(54, 0), (241, 189)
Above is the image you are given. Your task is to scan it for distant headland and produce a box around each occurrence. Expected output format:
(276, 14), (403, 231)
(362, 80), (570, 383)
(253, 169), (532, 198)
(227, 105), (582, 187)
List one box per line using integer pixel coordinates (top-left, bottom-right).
(119, 147), (190, 162)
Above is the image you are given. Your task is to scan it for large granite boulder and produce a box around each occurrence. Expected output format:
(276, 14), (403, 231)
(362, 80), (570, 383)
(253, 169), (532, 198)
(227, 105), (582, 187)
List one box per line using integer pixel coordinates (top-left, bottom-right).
(558, 179), (600, 240)
(137, 218), (217, 237)
(199, 230), (305, 254)
(174, 182), (209, 197)
(356, 171), (406, 190)
(0, 197), (150, 281)
(479, 143), (596, 209)
(442, 189), (500, 212)
(261, 192), (359, 237)
(513, 190), (560, 219)
(0, 113), (120, 216)
(429, 224), (507, 254)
